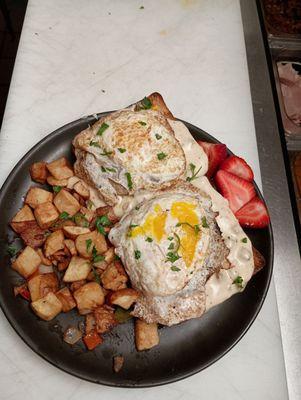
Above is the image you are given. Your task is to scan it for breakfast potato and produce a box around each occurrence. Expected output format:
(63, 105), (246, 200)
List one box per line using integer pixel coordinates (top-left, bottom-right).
(67, 176), (81, 189)
(37, 249), (52, 266)
(29, 162), (48, 184)
(73, 181), (89, 199)
(107, 288), (139, 310)
(63, 256), (91, 282)
(94, 305), (118, 334)
(73, 282), (105, 315)
(63, 226), (90, 239)
(46, 157), (74, 180)
(75, 231), (108, 259)
(54, 189), (81, 216)
(70, 280), (86, 292)
(25, 187), (53, 209)
(96, 206), (119, 224)
(104, 247), (115, 264)
(79, 207), (95, 223)
(135, 320), (159, 351)
(85, 313), (96, 334)
(12, 246), (41, 278)
(34, 201), (59, 229)
(12, 205), (35, 223)
(31, 292), (62, 321)
(72, 192), (86, 206)
(55, 287), (76, 312)
(11, 220), (47, 248)
(64, 239), (77, 256)
(28, 273), (59, 302)
(46, 176), (68, 187)
(101, 260), (128, 291)
(44, 230), (65, 257)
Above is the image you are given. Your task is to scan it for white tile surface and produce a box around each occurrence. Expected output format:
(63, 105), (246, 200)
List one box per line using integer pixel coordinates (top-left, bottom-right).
(0, 0), (289, 399)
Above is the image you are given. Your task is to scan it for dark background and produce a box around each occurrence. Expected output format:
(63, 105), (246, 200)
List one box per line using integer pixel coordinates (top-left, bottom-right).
(0, 0), (27, 127)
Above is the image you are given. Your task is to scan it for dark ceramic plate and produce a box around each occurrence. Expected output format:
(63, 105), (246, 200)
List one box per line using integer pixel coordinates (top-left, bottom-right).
(0, 112), (273, 387)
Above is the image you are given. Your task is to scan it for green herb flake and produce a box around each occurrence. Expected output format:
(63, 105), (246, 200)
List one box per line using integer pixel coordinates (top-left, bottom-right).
(146, 236), (153, 242)
(186, 163), (202, 182)
(134, 250), (141, 259)
(176, 221), (201, 235)
(95, 217), (107, 236)
(135, 205), (140, 210)
(139, 5), (144, 9)
(92, 267), (101, 284)
(118, 148), (126, 153)
(166, 252), (180, 263)
(201, 216), (209, 228)
(100, 150), (113, 156)
(59, 211), (70, 220)
(233, 276), (244, 288)
(129, 224), (138, 229)
(171, 266), (181, 272)
(115, 307), (133, 323)
(90, 140), (101, 148)
(74, 213), (89, 227)
(138, 120), (147, 126)
(7, 245), (17, 257)
(99, 215), (111, 227)
(168, 242), (175, 250)
(194, 224), (201, 234)
(86, 239), (92, 252)
(53, 185), (62, 193)
(157, 152), (167, 160)
(168, 236), (173, 241)
(93, 254), (105, 263)
(141, 97), (152, 109)
(86, 199), (94, 210)
(155, 134), (162, 140)
(241, 237), (247, 243)
(97, 122), (109, 136)
(101, 165), (116, 173)
(125, 172), (133, 190)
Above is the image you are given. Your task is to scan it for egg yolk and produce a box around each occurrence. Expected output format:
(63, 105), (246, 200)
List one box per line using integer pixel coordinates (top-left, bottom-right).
(131, 204), (167, 241)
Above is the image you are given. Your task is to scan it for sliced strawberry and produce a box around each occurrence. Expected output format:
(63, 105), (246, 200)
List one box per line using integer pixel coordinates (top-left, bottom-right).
(215, 170), (256, 213)
(235, 197), (270, 228)
(197, 141), (227, 178)
(220, 155), (254, 181)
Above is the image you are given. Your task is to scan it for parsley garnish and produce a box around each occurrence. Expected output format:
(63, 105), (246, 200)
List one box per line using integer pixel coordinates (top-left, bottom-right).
(59, 211), (70, 220)
(118, 148), (126, 153)
(241, 237), (247, 243)
(176, 222), (200, 235)
(135, 250), (141, 259)
(130, 224), (138, 229)
(135, 205), (140, 210)
(155, 134), (162, 140)
(7, 245), (17, 257)
(98, 215), (111, 226)
(233, 276), (244, 288)
(186, 163), (202, 182)
(74, 213), (89, 227)
(171, 266), (181, 272)
(86, 239), (92, 252)
(53, 186), (62, 193)
(100, 150), (113, 156)
(201, 216), (209, 228)
(157, 152), (167, 160)
(138, 121), (147, 126)
(95, 215), (110, 236)
(90, 141), (101, 148)
(146, 237), (153, 242)
(92, 266), (101, 284)
(97, 122), (109, 136)
(92, 246), (105, 263)
(166, 252), (180, 263)
(168, 236), (173, 241)
(141, 97), (152, 109)
(168, 242), (175, 250)
(101, 166), (116, 173)
(125, 172), (133, 190)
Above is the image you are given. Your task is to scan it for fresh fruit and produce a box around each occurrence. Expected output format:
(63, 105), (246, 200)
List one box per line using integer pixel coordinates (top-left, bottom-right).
(220, 155), (254, 182)
(197, 141), (227, 178)
(235, 197), (270, 228)
(215, 170), (256, 213)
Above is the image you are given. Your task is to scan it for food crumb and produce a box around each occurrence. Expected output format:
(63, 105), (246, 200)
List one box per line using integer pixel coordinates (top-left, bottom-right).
(140, 5), (144, 9)
(113, 355), (124, 373)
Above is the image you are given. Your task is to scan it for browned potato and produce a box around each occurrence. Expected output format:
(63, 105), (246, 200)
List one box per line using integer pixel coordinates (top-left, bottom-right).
(75, 231), (107, 259)
(85, 313), (96, 334)
(135, 320), (159, 351)
(73, 181), (89, 199)
(25, 187), (53, 209)
(46, 157), (74, 180)
(101, 261), (128, 291)
(79, 207), (95, 223)
(104, 247), (115, 264)
(96, 206), (119, 224)
(34, 202), (59, 229)
(107, 288), (139, 310)
(63, 256), (91, 282)
(44, 230), (65, 257)
(29, 162), (48, 184)
(12, 205), (35, 223)
(73, 282), (105, 315)
(37, 249), (52, 266)
(31, 292), (62, 321)
(10, 220), (47, 248)
(55, 287), (76, 312)
(64, 239), (77, 256)
(12, 246), (41, 278)
(63, 226), (90, 240)
(94, 305), (117, 334)
(70, 280), (86, 292)
(53, 189), (80, 216)
(46, 176), (68, 187)
(28, 273), (59, 302)
(67, 176), (80, 189)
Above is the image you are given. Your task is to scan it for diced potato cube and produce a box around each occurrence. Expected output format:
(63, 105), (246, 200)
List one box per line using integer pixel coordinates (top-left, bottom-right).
(63, 226), (90, 239)
(75, 231), (107, 259)
(74, 181), (89, 199)
(25, 187), (53, 209)
(31, 292), (62, 321)
(12, 205), (35, 222)
(64, 239), (77, 256)
(104, 247), (115, 264)
(108, 288), (139, 310)
(94, 305), (117, 333)
(55, 287), (76, 312)
(101, 261), (128, 291)
(28, 273), (59, 302)
(67, 176), (81, 189)
(47, 176), (68, 187)
(12, 246), (41, 278)
(44, 230), (65, 257)
(34, 202), (59, 228)
(63, 256), (91, 282)
(54, 189), (80, 216)
(70, 280), (86, 292)
(80, 207), (95, 223)
(46, 157), (74, 180)
(135, 320), (159, 351)
(37, 249), (52, 266)
(29, 162), (48, 184)
(85, 313), (96, 334)
(74, 282), (105, 315)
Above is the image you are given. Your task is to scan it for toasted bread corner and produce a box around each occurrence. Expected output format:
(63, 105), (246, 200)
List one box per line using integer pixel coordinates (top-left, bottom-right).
(252, 246), (266, 275)
(147, 92), (175, 120)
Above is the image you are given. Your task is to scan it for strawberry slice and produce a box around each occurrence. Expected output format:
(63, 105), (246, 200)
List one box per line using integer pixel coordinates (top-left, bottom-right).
(197, 141), (227, 178)
(215, 170), (256, 213)
(220, 155), (254, 181)
(235, 197), (270, 228)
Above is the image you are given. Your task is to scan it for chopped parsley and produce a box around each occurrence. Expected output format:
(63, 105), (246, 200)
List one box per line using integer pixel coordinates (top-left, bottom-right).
(168, 242), (175, 250)
(125, 172), (133, 190)
(90, 141), (101, 148)
(186, 163), (202, 182)
(157, 152), (167, 160)
(97, 122), (109, 136)
(92, 267), (101, 284)
(166, 252), (180, 263)
(201, 216), (209, 228)
(86, 199), (94, 209)
(129, 224), (138, 229)
(53, 185), (62, 193)
(168, 236), (173, 241)
(233, 276), (244, 288)
(98, 215), (111, 227)
(155, 134), (162, 140)
(59, 211), (70, 220)
(7, 245), (17, 257)
(134, 250), (141, 259)
(176, 222), (200, 235)
(92, 246), (105, 263)
(100, 149), (113, 156)
(135, 205), (140, 210)
(241, 237), (247, 243)
(146, 236), (153, 242)
(101, 166), (116, 173)
(86, 239), (92, 252)
(74, 213), (89, 227)
(140, 97), (152, 109)
(171, 266), (181, 272)
(118, 148), (126, 153)
(138, 121), (147, 126)
(95, 215), (111, 236)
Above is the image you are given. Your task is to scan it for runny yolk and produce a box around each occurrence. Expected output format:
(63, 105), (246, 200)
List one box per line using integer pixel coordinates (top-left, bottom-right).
(131, 204), (167, 242)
